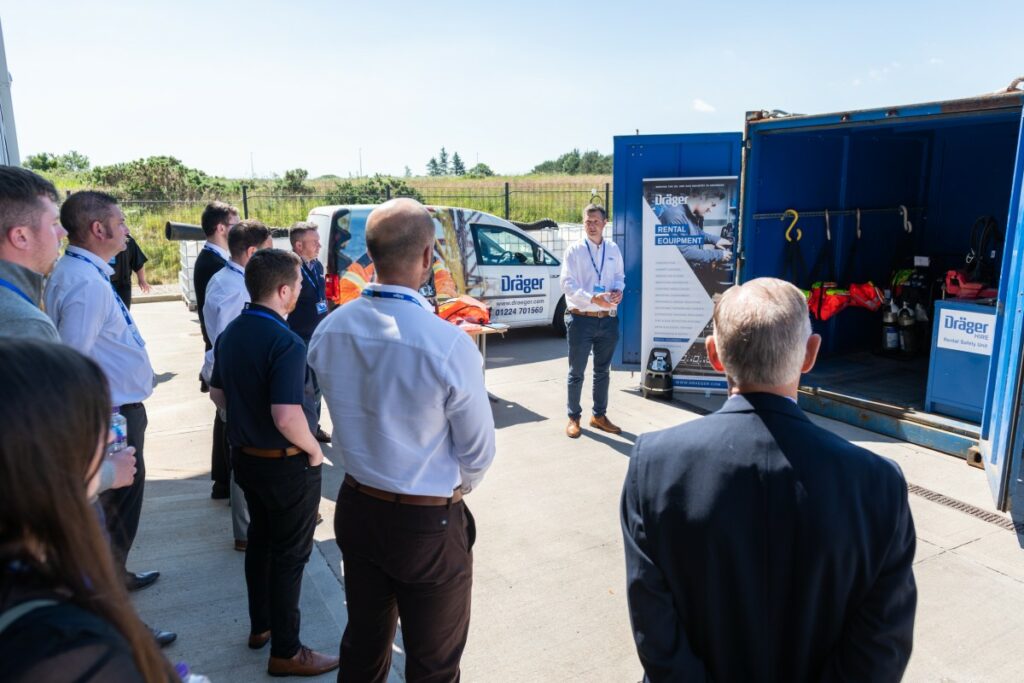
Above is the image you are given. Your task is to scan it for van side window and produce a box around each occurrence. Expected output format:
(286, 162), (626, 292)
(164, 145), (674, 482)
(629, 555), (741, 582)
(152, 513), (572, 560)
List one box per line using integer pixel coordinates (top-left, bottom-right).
(472, 225), (542, 266)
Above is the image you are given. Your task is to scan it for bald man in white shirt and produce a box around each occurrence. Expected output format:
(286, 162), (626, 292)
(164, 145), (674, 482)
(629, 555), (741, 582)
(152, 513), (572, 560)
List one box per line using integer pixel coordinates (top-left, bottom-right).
(309, 198), (495, 683)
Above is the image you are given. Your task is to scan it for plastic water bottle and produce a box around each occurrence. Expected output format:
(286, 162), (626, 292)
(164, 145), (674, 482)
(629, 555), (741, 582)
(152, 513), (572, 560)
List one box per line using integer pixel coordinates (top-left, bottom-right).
(107, 408), (128, 456)
(174, 663), (212, 683)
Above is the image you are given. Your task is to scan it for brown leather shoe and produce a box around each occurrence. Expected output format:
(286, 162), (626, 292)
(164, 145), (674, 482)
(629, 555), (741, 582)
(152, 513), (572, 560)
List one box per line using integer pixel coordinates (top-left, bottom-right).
(589, 415), (622, 434)
(268, 646), (339, 677)
(248, 630), (271, 649)
(566, 418), (582, 439)
(234, 539), (247, 552)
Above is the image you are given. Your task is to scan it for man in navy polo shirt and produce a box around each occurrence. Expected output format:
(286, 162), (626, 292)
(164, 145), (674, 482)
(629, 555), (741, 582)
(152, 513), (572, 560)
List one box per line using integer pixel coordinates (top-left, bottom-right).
(209, 248), (337, 677)
(287, 222), (331, 444)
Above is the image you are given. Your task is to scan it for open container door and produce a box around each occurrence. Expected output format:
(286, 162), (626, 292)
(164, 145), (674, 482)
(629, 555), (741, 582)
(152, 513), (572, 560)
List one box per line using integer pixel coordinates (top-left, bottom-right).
(979, 107), (1024, 519)
(613, 133), (742, 368)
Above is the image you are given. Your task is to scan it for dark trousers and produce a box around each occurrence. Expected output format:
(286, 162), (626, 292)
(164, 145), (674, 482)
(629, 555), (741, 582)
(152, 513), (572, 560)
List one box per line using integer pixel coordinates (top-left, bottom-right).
(115, 283), (133, 309)
(99, 403), (147, 570)
(566, 314), (620, 419)
(211, 411), (230, 490)
(336, 485), (475, 683)
(233, 449), (321, 659)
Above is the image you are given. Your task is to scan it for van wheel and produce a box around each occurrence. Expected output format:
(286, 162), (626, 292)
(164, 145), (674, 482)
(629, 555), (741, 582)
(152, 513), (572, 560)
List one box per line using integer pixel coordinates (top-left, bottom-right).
(552, 297), (567, 337)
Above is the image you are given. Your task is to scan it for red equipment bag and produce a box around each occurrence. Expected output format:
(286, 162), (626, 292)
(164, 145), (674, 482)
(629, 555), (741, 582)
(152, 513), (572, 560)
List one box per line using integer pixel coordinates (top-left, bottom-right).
(945, 270), (985, 299)
(848, 282), (884, 311)
(438, 295), (491, 325)
(806, 282), (850, 321)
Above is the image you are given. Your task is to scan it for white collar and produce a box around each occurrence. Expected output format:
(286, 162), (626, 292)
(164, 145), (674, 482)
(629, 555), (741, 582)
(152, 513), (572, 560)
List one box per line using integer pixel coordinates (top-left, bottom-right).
(203, 241), (230, 260)
(364, 282), (433, 311)
(66, 245), (114, 275)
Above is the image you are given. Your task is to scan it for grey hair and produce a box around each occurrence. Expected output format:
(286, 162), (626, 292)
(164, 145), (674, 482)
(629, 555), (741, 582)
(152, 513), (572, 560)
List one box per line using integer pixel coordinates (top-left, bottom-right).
(712, 278), (811, 386)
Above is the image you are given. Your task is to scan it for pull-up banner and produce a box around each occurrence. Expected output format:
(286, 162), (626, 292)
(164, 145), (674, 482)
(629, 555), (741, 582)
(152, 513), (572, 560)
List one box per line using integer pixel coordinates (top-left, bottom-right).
(641, 176), (738, 393)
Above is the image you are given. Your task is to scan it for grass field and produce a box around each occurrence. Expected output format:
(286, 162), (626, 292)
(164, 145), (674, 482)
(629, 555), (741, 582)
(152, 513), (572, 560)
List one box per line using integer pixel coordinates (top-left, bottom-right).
(45, 173), (612, 285)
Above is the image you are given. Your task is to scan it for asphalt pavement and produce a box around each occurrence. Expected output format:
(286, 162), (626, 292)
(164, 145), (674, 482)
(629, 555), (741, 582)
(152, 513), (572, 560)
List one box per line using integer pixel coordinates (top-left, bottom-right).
(127, 298), (1024, 682)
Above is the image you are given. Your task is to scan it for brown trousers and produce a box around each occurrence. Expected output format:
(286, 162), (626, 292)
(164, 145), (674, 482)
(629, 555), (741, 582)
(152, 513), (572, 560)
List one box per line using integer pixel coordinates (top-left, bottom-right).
(335, 483), (475, 683)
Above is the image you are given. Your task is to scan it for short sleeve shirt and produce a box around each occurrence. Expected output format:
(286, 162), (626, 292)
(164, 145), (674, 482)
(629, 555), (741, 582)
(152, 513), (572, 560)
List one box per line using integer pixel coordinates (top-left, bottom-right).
(210, 302), (317, 449)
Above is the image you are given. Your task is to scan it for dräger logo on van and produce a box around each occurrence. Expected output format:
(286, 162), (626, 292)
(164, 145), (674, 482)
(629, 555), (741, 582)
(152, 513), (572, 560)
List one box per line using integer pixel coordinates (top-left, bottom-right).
(501, 275), (545, 294)
(943, 314), (989, 336)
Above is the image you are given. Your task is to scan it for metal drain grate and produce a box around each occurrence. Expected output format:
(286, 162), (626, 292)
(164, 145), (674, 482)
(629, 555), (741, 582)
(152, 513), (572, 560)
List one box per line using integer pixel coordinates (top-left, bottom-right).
(907, 484), (1021, 533)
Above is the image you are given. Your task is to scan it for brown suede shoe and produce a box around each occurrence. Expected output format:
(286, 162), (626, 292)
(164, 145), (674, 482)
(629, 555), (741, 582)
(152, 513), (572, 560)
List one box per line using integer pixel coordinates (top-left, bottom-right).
(248, 630), (271, 649)
(589, 415), (622, 434)
(566, 418), (582, 439)
(268, 646), (339, 677)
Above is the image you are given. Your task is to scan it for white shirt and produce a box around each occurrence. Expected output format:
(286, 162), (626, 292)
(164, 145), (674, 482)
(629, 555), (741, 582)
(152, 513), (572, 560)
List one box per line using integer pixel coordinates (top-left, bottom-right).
(560, 237), (626, 312)
(308, 283), (495, 496)
(45, 246), (154, 406)
(201, 260), (249, 382)
(202, 241), (230, 263)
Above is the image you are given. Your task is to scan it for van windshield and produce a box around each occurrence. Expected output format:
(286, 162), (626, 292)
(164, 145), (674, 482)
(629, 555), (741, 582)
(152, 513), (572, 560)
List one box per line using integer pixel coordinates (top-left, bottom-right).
(329, 209), (370, 273)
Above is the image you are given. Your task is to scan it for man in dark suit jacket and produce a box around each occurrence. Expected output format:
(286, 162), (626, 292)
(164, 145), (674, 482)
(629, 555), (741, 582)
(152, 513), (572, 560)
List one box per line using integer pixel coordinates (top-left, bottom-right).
(194, 201), (239, 499)
(621, 277), (916, 682)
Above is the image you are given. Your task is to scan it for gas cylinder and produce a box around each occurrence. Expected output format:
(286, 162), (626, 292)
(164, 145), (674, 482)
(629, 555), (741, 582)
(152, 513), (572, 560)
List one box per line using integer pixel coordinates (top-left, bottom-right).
(882, 309), (899, 352)
(897, 305), (918, 355)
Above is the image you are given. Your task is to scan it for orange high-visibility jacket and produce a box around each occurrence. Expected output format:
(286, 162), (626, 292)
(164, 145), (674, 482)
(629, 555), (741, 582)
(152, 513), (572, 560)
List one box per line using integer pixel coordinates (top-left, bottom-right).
(333, 256), (455, 306)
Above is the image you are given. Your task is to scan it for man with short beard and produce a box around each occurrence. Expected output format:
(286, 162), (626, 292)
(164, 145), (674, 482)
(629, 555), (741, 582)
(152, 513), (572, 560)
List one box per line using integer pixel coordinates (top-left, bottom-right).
(45, 191), (174, 646)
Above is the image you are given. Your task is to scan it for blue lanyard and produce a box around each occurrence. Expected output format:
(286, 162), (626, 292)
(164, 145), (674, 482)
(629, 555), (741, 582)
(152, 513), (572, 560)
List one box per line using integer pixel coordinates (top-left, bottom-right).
(302, 262), (324, 296)
(361, 288), (422, 307)
(0, 277), (33, 306)
(203, 244), (228, 265)
(586, 240), (606, 280)
(65, 251), (145, 347)
(242, 308), (291, 331)
(226, 261), (244, 276)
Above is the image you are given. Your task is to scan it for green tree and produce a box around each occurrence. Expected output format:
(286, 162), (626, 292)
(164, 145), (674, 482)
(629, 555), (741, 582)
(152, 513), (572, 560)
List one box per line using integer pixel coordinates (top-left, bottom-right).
(530, 148), (612, 175)
(24, 152), (58, 171)
(438, 147), (450, 175)
(59, 150), (91, 172)
(451, 152), (466, 176)
(325, 175), (424, 204)
(467, 162), (494, 177)
(276, 168), (312, 194)
(426, 157), (441, 176)
(91, 155), (227, 199)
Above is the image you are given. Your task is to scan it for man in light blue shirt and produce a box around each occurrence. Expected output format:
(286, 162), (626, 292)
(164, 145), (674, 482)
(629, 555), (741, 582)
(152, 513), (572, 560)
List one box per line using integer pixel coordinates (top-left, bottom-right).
(560, 203), (626, 438)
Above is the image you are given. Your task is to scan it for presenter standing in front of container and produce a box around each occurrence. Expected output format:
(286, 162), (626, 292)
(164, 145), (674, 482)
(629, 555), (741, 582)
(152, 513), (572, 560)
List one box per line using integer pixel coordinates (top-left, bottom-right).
(561, 203), (626, 439)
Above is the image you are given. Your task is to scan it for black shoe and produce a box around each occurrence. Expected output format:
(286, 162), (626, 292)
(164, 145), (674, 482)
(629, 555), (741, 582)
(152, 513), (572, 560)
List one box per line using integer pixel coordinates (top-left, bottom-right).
(211, 484), (230, 500)
(150, 626), (177, 647)
(314, 427), (332, 443)
(125, 570), (160, 592)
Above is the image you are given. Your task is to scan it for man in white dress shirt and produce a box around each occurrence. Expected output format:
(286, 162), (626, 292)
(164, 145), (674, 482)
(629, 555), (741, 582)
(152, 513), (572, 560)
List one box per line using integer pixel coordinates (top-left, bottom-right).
(309, 198), (495, 682)
(202, 220), (273, 551)
(560, 203), (626, 438)
(45, 191), (160, 592)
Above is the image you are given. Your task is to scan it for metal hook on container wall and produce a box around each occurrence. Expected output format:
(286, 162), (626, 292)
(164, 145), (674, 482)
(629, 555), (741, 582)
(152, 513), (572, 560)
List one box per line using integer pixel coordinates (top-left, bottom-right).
(824, 209), (831, 241)
(898, 205), (913, 233)
(782, 209), (801, 242)
(856, 208), (862, 239)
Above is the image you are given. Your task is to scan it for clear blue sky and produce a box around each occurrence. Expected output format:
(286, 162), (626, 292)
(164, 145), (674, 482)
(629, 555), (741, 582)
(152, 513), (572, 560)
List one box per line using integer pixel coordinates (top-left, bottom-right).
(3, 0), (1022, 178)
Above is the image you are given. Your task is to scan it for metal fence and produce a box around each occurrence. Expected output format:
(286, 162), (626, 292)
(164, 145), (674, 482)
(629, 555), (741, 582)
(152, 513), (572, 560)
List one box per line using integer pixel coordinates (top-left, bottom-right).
(64, 182), (614, 286)
(241, 182), (613, 228)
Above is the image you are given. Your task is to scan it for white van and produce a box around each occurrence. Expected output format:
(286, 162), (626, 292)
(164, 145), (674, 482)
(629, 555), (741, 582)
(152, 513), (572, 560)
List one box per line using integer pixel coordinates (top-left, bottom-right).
(305, 205), (569, 334)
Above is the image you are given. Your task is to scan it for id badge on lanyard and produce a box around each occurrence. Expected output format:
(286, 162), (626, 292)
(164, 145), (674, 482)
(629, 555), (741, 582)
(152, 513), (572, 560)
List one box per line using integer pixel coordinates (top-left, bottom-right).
(316, 301), (328, 315)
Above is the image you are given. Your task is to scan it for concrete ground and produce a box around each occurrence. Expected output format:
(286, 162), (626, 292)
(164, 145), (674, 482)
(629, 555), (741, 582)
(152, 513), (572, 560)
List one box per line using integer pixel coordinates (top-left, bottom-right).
(127, 300), (1024, 682)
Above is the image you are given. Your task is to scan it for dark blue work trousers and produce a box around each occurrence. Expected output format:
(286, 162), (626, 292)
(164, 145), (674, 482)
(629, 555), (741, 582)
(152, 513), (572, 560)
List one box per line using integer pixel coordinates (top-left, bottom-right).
(566, 313), (619, 420)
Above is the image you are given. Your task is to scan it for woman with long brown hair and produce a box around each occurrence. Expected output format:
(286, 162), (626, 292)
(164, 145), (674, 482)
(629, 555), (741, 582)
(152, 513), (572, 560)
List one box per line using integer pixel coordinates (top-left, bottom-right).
(0, 339), (176, 682)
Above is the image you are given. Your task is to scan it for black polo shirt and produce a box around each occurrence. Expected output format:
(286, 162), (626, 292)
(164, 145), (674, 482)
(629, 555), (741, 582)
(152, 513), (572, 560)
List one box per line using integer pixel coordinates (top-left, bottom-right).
(287, 259), (327, 343)
(210, 303), (317, 449)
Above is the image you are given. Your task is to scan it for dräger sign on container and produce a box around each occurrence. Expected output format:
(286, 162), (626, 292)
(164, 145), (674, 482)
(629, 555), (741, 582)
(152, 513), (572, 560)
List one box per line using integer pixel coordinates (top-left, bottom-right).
(305, 205), (569, 334)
